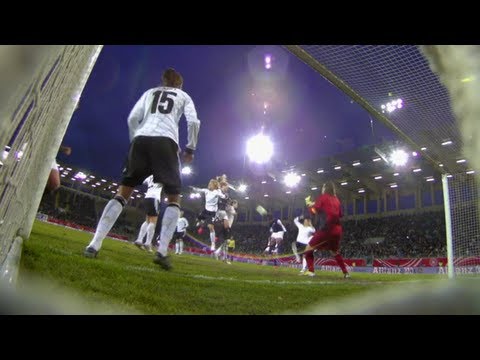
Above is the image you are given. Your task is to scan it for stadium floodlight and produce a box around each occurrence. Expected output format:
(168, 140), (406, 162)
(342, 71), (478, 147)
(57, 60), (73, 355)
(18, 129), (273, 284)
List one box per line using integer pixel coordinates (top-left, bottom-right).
(265, 55), (272, 69)
(317, 169), (324, 173)
(74, 171), (87, 180)
(264, 194), (269, 197)
(341, 181), (348, 186)
(456, 159), (466, 163)
(311, 187), (318, 190)
(358, 189), (365, 193)
(413, 168), (422, 172)
(284, 172), (301, 188)
(466, 170), (475, 175)
(261, 180), (267, 184)
(334, 165), (342, 170)
(421, 147), (427, 151)
(244, 196), (249, 199)
(441, 140), (453, 146)
(181, 166), (192, 175)
(352, 161), (361, 167)
(390, 184), (398, 188)
(374, 176), (382, 180)
(246, 133), (274, 164)
(389, 149), (409, 166)
(381, 98), (404, 113)
(237, 184), (247, 192)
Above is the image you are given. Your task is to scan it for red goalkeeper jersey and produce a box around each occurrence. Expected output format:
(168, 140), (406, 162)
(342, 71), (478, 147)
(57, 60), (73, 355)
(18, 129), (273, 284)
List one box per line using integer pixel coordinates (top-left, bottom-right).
(311, 193), (343, 228)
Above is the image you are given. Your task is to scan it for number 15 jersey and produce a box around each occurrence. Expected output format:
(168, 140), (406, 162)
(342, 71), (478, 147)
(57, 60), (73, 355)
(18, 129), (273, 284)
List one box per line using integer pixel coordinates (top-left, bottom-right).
(127, 86), (200, 151)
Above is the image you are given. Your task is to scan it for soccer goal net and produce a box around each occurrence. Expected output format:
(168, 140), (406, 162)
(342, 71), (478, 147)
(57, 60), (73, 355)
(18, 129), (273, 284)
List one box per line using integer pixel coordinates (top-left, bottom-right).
(285, 45), (480, 277)
(0, 45), (103, 283)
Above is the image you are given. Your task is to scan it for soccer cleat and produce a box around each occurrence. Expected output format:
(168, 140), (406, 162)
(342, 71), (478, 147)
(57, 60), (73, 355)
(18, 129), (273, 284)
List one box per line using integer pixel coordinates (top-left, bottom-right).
(299, 268), (306, 274)
(83, 246), (98, 258)
(144, 245), (153, 253)
(344, 273), (351, 279)
(153, 252), (172, 270)
(303, 271), (316, 277)
(134, 242), (144, 250)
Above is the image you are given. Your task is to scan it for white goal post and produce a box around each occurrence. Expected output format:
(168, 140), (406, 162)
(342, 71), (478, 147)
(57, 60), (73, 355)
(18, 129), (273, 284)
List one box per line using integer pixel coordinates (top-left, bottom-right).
(0, 45), (103, 284)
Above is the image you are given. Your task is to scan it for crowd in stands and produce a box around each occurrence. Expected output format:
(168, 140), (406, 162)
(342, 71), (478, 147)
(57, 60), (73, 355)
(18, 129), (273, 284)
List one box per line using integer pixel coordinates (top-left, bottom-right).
(38, 187), (450, 259)
(201, 212), (448, 259)
(38, 187), (140, 238)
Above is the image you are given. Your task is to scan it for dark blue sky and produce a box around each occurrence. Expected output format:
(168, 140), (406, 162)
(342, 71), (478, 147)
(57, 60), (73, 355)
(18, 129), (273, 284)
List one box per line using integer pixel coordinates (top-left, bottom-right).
(62, 45), (395, 185)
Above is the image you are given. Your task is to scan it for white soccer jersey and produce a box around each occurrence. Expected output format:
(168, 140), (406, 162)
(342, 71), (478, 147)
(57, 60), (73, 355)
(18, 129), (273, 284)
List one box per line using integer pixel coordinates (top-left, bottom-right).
(127, 86), (200, 151)
(294, 217), (315, 245)
(192, 187), (226, 212)
(144, 175), (162, 200)
(176, 217), (189, 232)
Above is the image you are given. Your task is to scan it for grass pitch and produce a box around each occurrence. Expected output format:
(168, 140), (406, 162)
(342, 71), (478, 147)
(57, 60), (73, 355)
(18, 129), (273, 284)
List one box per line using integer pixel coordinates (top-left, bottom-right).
(18, 221), (442, 314)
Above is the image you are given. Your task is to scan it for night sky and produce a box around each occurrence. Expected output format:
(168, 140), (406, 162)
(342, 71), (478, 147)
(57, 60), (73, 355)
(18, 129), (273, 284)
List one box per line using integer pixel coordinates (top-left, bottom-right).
(62, 45), (396, 186)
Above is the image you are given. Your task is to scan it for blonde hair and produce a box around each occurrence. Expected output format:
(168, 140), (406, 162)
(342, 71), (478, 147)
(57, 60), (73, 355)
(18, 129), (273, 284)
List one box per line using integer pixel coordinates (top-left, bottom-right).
(208, 179), (219, 190)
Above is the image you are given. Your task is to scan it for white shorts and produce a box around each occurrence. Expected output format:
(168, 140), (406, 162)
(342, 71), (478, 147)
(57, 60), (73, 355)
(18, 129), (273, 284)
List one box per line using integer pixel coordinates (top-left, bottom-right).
(271, 231), (285, 240)
(216, 210), (228, 221)
(52, 159), (58, 170)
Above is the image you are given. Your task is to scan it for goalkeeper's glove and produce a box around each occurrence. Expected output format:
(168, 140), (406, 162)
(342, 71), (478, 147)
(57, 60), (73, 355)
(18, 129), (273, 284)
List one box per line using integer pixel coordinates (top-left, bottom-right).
(305, 195), (314, 207)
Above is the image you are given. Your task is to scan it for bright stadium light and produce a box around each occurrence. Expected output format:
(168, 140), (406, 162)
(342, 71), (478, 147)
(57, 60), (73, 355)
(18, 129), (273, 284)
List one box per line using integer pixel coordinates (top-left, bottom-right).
(265, 55), (272, 69)
(246, 133), (274, 164)
(284, 172), (301, 188)
(181, 166), (192, 175)
(390, 149), (409, 166)
(381, 98), (404, 113)
(237, 184), (247, 192)
(74, 171), (88, 180)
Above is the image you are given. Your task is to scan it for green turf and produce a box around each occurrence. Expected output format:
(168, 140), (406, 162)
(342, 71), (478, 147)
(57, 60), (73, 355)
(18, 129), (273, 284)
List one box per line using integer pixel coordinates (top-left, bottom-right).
(18, 220), (443, 314)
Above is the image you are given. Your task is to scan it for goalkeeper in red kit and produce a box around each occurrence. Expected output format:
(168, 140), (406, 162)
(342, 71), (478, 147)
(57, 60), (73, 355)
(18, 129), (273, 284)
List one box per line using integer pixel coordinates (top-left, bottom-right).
(303, 181), (350, 278)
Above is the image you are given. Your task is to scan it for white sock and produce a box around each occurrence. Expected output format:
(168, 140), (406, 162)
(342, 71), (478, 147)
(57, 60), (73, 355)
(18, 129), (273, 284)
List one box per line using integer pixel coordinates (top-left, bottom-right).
(179, 240), (183, 253)
(135, 221), (148, 243)
(210, 231), (216, 249)
(302, 257), (307, 270)
(157, 205), (180, 256)
(175, 242), (179, 253)
(144, 222), (156, 246)
(88, 199), (123, 251)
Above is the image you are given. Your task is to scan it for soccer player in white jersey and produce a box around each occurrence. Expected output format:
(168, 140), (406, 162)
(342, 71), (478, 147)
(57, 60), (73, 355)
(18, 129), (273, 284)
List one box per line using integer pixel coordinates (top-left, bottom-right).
(190, 179), (226, 251)
(173, 211), (189, 255)
(84, 68), (200, 271)
(292, 215), (315, 273)
(133, 175), (162, 252)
